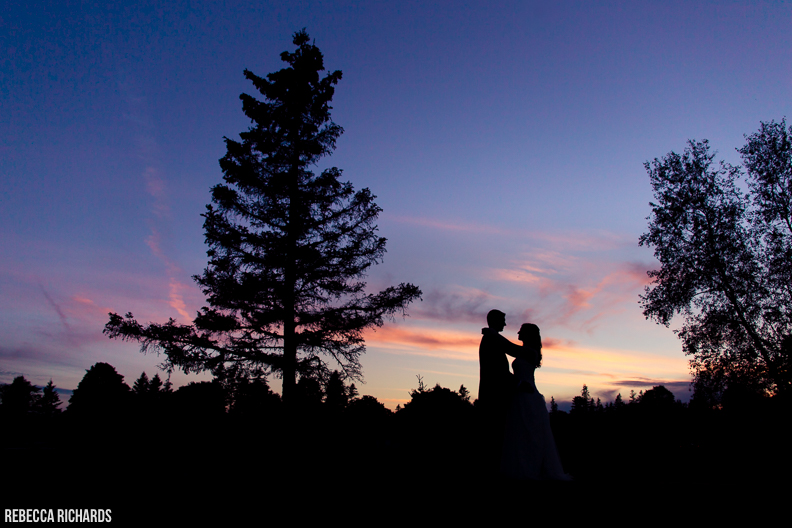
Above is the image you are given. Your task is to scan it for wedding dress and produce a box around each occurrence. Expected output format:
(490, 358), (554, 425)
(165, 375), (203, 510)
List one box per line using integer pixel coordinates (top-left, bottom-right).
(500, 356), (571, 480)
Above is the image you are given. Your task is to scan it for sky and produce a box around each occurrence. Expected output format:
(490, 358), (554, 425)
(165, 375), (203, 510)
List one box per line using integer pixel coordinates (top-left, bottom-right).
(2, 0), (791, 410)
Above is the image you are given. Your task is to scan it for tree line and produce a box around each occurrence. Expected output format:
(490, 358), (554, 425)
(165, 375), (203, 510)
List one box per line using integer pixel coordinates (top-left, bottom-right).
(5, 363), (788, 483)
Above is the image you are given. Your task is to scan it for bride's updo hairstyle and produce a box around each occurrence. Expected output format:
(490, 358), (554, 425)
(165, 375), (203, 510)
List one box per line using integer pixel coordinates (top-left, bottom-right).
(518, 323), (543, 368)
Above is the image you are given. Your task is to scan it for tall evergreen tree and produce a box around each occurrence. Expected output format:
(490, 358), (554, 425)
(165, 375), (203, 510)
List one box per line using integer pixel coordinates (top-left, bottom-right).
(132, 372), (150, 396)
(38, 379), (62, 416)
(571, 384), (593, 415)
(105, 30), (420, 403)
(148, 373), (164, 394)
(324, 370), (350, 410)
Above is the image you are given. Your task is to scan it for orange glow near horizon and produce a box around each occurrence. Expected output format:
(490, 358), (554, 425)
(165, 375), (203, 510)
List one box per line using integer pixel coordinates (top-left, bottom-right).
(364, 324), (690, 402)
(363, 325), (481, 361)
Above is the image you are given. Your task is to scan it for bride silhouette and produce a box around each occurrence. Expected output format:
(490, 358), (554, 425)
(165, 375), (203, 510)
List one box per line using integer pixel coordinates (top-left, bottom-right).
(500, 323), (571, 481)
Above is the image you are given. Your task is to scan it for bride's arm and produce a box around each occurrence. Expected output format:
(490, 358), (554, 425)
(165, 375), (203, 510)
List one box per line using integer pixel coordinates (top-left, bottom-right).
(498, 334), (528, 359)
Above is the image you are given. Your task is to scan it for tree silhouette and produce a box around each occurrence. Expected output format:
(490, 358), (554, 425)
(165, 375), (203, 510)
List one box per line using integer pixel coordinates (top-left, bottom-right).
(399, 380), (474, 421)
(229, 376), (280, 417)
(345, 394), (390, 419)
(0, 376), (40, 415)
(640, 120), (792, 398)
(324, 370), (355, 411)
(105, 30), (420, 403)
(173, 381), (227, 418)
(132, 372), (149, 396)
(68, 362), (131, 418)
(570, 384), (593, 415)
(640, 385), (676, 411)
(149, 373), (165, 395)
(38, 379), (62, 417)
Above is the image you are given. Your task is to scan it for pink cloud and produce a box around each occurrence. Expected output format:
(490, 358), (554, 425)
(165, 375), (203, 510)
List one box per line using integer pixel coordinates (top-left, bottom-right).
(492, 268), (549, 285)
(491, 257), (656, 333)
(59, 294), (110, 326)
(542, 337), (577, 349)
(385, 214), (511, 235)
(141, 168), (194, 323)
(364, 325), (481, 360)
(167, 278), (191, 321)
(366, 325), (480, 349)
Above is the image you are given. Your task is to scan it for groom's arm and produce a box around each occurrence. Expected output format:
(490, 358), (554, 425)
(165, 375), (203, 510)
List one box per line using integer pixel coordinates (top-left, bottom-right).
(497, 334), (527, 359)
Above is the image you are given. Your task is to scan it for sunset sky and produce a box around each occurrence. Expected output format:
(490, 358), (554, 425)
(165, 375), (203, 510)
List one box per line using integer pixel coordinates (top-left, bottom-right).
(3, 1), (791, 409)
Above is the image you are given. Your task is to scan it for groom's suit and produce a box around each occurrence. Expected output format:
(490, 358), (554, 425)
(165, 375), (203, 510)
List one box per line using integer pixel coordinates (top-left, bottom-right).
(478, 328), (524, 415)
(478, 327), (525, 473)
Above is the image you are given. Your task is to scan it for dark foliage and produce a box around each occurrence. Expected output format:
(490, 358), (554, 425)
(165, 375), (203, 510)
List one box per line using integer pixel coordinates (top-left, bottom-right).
(132, 371), (149, 396)
(104, 30), (421, 403)
(0, 376), (41, 416)
(39, 379), (62, 417)
(5, 361), (791, 520)
(399, 380), (474, 420)
(639, 384), (676, 411)
(345, 394), (390, 420)
(391, 377), (476, 476)
(0, 376), (65, 449)
(67, 362), (131, 419)
(229, 376), (281, 417)
(324, 370), (356, 412)
(640, 119), (792, 399)
(173, 380), (227, 417)
(569, 384), (594, 415)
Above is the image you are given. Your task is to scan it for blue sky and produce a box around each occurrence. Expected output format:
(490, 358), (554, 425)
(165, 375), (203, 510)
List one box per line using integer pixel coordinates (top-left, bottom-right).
(2, 0), (791, 408)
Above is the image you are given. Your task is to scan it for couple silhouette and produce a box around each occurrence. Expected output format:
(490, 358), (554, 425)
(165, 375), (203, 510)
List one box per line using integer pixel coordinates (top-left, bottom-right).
(479, 309), (570, 481)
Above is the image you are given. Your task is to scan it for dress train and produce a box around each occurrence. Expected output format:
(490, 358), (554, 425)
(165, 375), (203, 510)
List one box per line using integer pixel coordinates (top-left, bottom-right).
(500, 357), (571, 481)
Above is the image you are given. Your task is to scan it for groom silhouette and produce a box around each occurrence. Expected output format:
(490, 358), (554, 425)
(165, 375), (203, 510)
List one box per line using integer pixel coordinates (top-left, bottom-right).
(478, 309), (525, 472)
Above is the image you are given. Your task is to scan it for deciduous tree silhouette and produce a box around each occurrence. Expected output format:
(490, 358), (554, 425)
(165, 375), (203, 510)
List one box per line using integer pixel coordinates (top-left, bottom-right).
(640, 120), (792, 398)
(399, 379), (474, 422)
(67, 362), (131, 419)
(105, 30), (421, 403)
(345, 394), (390, 419)
(640, 385), (676, 411)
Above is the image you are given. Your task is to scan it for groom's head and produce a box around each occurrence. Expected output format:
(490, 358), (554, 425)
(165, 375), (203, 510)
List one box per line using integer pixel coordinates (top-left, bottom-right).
(486, 309), (506, 332)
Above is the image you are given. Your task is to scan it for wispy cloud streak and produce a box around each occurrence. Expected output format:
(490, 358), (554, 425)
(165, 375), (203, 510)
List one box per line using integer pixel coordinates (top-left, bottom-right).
(122, 76), (194, 324)
(387, 214), (633, 251)
(364, 325), (480, 361)
(491, 258), (654, 333)
(385, 214), (512, 235)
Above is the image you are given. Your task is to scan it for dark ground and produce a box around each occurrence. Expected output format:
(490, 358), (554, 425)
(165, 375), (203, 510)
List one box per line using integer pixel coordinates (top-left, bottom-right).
(6, 405), (788, 524)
